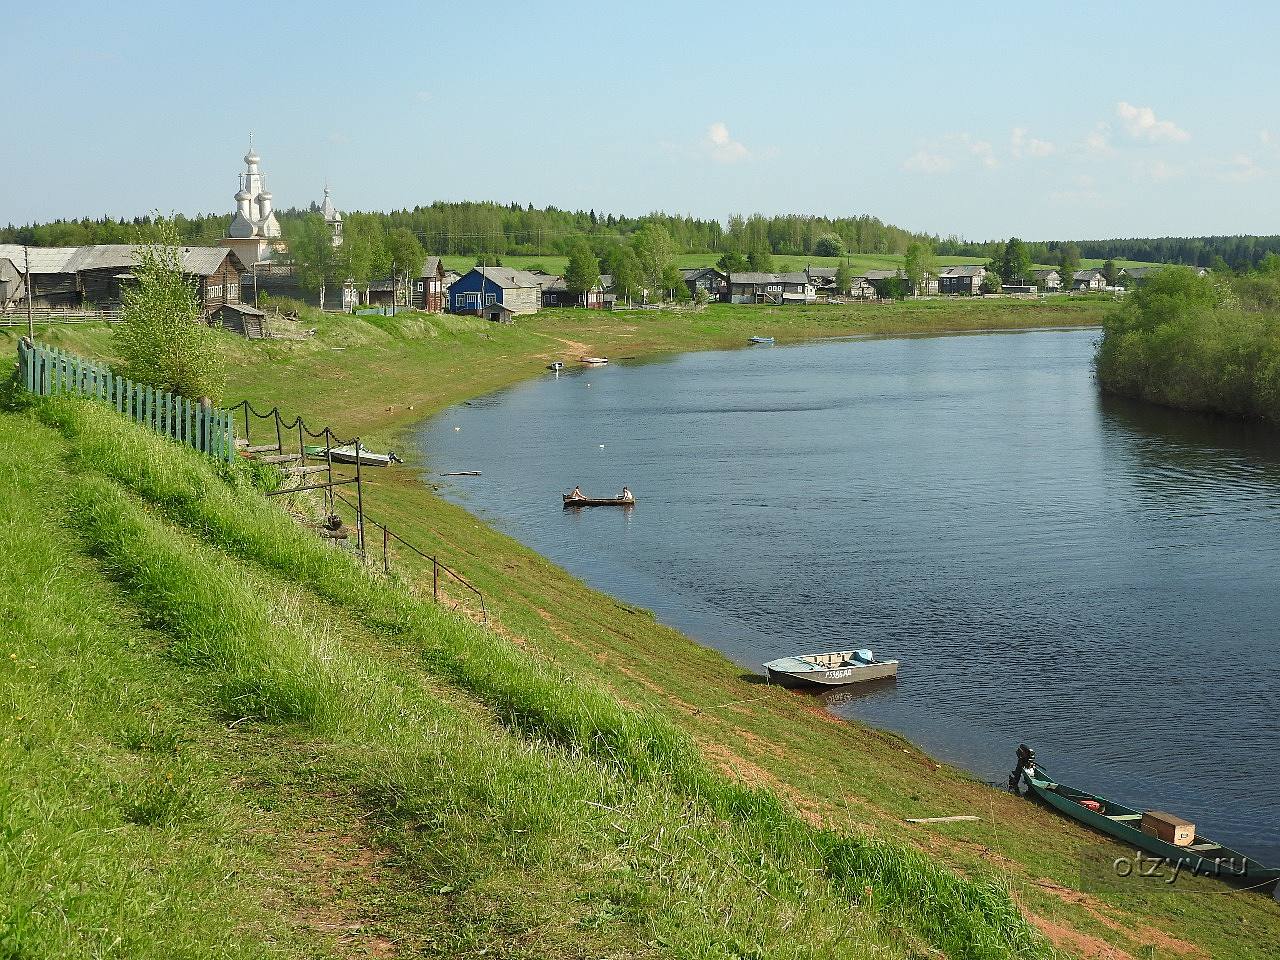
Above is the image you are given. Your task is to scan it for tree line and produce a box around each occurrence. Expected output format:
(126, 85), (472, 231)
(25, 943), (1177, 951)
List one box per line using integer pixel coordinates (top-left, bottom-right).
(937, 235), (1280, 272)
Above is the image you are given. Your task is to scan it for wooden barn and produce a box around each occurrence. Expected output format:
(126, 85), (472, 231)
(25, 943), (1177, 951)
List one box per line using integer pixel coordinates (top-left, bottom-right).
(417, 256), (446, 312)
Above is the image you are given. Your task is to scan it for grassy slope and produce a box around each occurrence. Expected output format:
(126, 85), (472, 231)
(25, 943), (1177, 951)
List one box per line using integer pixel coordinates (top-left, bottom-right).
(8, 298), (1277, 958)
(5, 393), (1055, 960)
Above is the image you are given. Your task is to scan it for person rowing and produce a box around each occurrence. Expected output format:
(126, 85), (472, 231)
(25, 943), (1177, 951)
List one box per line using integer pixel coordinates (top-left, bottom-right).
(568, 485), (584, 500)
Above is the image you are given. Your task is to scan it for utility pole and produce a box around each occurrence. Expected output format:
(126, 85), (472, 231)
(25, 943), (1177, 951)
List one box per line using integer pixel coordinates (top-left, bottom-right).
(24, 245), (33, 340)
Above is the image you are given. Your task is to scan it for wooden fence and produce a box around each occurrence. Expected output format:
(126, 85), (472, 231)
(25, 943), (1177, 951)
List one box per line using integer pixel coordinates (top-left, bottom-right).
(16, 340), (235, 462)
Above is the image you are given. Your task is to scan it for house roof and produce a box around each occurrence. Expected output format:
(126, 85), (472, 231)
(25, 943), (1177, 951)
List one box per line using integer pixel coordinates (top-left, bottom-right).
(806, 266), (838, 279)
(939, 264), (987, 278)
(729, 272), (779, 284)
(467, 266), (543, 288)
(421, 256), (442, 278)
(1073, 269), (1103, 280)
(0, 243), (242, 277)
(860, 269), (902, 281)
(680, 267), (725, 281)
(778, 271), (810, 284)
(0, 245), (80, 273)
(1031, 269), (1060, 279)
(214, 302), (266, 317)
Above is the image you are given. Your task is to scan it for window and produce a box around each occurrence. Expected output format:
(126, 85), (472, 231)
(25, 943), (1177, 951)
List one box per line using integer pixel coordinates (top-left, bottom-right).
(417, 281), (423, 291)
(208, 284), (222, 299)
(485, 293), (496, 306)
(227, 283), (239, 302)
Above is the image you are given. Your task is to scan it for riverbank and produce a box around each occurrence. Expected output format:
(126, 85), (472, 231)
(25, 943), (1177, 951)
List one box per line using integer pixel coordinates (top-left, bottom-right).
(16, 299), (1280, 958)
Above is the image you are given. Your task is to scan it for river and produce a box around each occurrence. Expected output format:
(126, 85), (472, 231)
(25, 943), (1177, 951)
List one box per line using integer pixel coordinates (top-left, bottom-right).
(418, 327), (1280, 863)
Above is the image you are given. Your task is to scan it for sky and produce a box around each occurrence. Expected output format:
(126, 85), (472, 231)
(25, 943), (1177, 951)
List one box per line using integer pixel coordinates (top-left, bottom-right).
(6, 1), (1280, 242)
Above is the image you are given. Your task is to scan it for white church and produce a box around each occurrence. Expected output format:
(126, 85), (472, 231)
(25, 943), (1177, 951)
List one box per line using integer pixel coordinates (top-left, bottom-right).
(220, 143), (342, 267)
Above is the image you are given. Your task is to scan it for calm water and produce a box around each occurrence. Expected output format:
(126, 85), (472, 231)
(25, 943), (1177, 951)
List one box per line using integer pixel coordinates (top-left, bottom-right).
(418, 329), (1280, 862)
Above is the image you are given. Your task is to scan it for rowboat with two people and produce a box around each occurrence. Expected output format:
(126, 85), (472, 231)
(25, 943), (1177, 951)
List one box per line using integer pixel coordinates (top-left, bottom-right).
(302, 443), (402, 467)
(763, 649), (898, 687)
(1010, 744), (1280, 897)
(563, 485), (636, 508)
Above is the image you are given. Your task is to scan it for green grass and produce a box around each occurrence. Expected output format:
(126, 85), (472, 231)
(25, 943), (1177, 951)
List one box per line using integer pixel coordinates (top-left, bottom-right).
(8, 297), (1279, 958)
(3, 391), (1067, 959)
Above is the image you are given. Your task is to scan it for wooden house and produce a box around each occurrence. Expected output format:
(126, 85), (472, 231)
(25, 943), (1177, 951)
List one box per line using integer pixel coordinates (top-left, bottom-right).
(538, 273), (609, 309)
(417, 256), (446, 312)
(1031, 269), (1061, 292)
(1072, 269), (1106, 291)
(448, 266), (542, 315)
(681, 267), (728, 301)
(937, 264), (987, 295)
(728, 272), (815, 304)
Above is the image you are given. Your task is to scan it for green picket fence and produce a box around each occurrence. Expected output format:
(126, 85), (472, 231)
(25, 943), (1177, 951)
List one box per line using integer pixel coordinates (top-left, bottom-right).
(16, 340), (235, 463)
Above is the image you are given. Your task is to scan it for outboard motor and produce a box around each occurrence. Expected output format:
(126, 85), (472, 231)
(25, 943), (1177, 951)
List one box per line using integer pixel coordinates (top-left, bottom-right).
(1007, 744), (1035, 793)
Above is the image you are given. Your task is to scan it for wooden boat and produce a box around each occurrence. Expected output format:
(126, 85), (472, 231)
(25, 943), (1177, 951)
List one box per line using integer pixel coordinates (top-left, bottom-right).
(562, 493), (635, 508)
(302, 444), (402, 467)
(749, 336), (775, 344)
(547, 361), (564, 371)
(580, 357), (609, 365)
(763, 649), (898, 687)
(1010, 745), (1280, 895)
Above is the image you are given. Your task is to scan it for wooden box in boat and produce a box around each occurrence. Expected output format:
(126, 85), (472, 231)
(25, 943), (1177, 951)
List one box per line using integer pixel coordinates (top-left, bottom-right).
(1142, 811), (1195, 846)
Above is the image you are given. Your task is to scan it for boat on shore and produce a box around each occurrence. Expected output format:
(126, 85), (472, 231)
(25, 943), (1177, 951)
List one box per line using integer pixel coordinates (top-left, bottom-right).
(749, 336), (775, 344)
(548, 361), (564, 371)
(580, 357), (609, 365)
(563, 493), (635, 508)
(302, 444), (402, 467)
(1010, 745), (1280, 896)
(763, 649), (898, 687)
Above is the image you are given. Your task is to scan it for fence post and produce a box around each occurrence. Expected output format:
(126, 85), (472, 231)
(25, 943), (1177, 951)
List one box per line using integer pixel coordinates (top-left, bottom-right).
(382, 525), (389, 573)
(242, 403), (250, 445)
(433, 558), (439, 602)
(354, 440), (365, 555)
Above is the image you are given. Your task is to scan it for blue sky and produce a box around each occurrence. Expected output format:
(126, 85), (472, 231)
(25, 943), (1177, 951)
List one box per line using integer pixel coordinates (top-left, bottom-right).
(7, 1), (1280, 241)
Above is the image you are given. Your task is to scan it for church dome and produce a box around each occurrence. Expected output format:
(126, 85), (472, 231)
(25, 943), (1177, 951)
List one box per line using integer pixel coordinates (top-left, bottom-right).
(257, 190), (273, 201)
(235, 188), (252, 201)
(244, 148), (261, 165)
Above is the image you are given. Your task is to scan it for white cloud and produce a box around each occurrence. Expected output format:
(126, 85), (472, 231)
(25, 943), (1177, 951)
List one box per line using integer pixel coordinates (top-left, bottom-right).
(1218, 154), (1265, 183)
(706, 121), (749, 163)
(903, 149), (952, 174)
(1011, 127), (1055, 159)
(902, 133), (996, 173)
(415, 90), (433, 103)
(1136, 158), (1184, 182)
(1084, 122), (1113, 156)
(1116, 101), (1190, 142)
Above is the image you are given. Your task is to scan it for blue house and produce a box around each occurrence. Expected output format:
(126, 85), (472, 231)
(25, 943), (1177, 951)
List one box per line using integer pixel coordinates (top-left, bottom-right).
(448, 266), (542, 316)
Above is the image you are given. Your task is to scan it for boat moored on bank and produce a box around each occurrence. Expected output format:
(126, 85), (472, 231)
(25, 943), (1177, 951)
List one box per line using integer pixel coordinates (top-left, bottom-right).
(1010, 745), (1280, 897)
(749, 336), (775, 344)
(763, 649), (898, 687)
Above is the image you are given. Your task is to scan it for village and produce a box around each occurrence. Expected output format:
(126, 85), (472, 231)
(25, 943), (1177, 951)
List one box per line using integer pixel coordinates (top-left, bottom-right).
(0, 144), (1191, 338)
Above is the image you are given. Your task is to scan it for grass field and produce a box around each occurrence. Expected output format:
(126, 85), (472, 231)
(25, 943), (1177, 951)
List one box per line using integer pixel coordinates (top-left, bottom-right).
(440, 253), (1164, 278)
(6, 298), (1279, 958)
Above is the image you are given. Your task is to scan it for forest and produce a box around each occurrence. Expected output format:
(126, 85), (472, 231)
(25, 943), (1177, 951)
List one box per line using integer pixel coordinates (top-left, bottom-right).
(7, 204), (1280, 272)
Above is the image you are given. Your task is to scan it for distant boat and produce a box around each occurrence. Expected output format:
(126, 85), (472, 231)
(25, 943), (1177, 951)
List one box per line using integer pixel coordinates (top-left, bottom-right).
(749, 336), (775, 344)
(580, 356), (609, 365)
(563, 493), (635, 508)
(763, 649), (897, 687)
(1010, 745), (1280, 896)
(548, 361), (564, 371)
(302, 444), (402, 467)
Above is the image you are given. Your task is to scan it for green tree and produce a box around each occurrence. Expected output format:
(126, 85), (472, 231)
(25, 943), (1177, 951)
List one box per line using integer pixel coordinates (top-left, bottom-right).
(111, 219), (225, 400)
(904, 241), (936, 296)
(716, 251), (749, 273)
(981, 263), (1003, 294)
(1058, 243), (1081, 289)
(813, 232), (845, 258)
(835, 259), (853, 295)
(386, 227), (425, 303)
(564, 242), (601, 304)
(1101, 259), (1120, 286)
(604, 244), (642, 306)
(747, 242), (774, 273)
(285, 214), (337, 309)
(1000, 238), (1032, 284)
(662, 263), (690, 301)
(631, 223), (678, 300)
